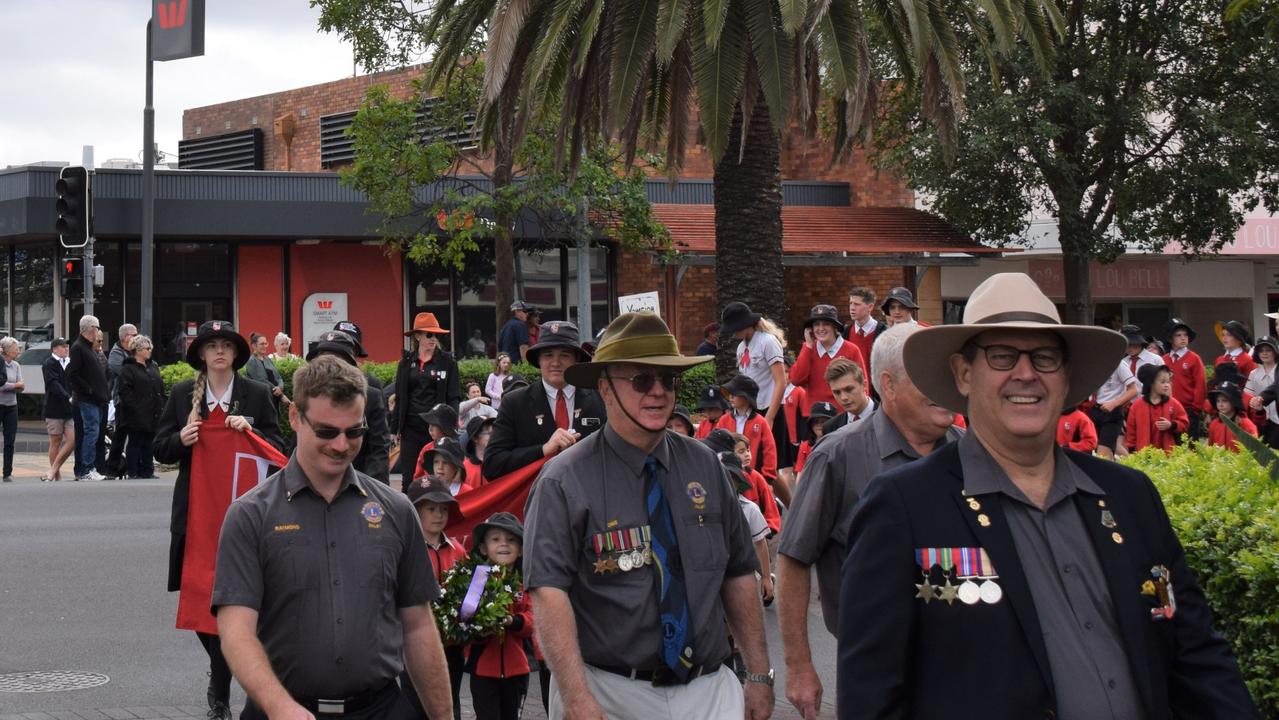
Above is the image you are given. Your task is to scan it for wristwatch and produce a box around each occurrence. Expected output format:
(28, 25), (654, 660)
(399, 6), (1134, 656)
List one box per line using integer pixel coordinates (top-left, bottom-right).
(745, 668), (775, 687)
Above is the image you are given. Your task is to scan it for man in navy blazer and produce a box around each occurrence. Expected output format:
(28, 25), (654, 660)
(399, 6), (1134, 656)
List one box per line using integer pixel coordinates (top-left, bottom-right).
(837, 273), (1258, 720)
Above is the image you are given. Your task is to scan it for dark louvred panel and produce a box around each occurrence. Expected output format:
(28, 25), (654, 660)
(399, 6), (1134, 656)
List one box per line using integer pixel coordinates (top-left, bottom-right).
(320, 97), (477, 169)
(178, 129), (264, 170)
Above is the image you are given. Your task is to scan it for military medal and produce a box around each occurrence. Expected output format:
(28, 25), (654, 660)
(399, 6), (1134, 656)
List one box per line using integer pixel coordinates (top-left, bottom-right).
(976, 548), (1002, 604)
(618, 552), (634, 572)
(1150, 565), (1177, 620)
(936, 548), (959, 605)
(913, 548), (939, 603)
(1100, 510), (1117, 528)
(629, 549), (645, 569)
(952, 547), (980, 605)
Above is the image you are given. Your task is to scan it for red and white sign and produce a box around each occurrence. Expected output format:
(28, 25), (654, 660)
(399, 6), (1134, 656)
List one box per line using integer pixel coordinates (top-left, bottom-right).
(302, 292), (348, 351)
(1028, 259), (1170, 299)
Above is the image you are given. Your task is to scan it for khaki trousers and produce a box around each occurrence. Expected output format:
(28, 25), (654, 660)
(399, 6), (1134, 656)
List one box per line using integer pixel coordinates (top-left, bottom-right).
(548, 664), (744, 720)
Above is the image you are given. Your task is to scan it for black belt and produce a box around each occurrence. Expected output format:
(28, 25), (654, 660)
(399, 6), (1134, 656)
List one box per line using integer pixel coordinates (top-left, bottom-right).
(295, 679), (397, 715)
(590, 658), (729, 687)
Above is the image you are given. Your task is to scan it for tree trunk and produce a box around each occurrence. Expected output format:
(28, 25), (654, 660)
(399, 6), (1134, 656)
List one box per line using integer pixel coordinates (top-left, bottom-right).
(1058, 205), (1093, 325)
(713, 94), (785, 379)
(492, 80), (520, 335)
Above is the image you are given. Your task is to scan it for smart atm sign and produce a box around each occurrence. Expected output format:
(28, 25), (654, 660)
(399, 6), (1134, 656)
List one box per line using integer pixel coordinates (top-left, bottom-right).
(152, 0), (205, 61)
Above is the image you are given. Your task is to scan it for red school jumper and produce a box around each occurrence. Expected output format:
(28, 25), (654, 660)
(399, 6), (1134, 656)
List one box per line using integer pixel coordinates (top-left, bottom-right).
(1057, 410), (1099, 453)
(714, 411), (779, 481)
(466, 587), (534, 678)
(782, 386), (808, 445)
(1207, 414), (1258, 452)
(742, 468), (782, 534)
(1162, 350), (1207, 417)
(788, 342), (868, 413)
(1124, 398), (1188, 454)
(1216, 352), (1258, 380)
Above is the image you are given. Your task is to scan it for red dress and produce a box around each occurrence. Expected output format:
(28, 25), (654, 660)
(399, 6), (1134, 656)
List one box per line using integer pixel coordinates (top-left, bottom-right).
(1124, 398), (1188, 454)
(714, 411), (779, 481)
(1207, 415), (1258, 452)
(789, 341), (868, 413)
(1057, 410), (1098, 453)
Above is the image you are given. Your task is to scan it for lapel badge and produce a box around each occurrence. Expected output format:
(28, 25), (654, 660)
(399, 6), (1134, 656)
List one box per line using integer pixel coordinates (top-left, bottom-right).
(574, 408), (582, 418)
(977, 513), (991, 528)
(536, 414), (544, 426)
(1112, 531), (1124, 544)
(1141, 579), (1157, 596)
(1101, 510), (1117, 528)
(966, 498), (981, 511)
(686, 482), (707, 510)
(1098, 499), (1107, 508)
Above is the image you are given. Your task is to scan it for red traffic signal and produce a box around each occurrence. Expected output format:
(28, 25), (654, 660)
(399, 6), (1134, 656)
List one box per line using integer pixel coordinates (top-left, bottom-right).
(55, 166), (91, 248)
(61, 256), (85, 300)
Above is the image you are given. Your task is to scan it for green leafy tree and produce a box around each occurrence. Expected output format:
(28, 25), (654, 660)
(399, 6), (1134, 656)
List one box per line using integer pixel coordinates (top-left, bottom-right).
(874, 0), (1279, 323)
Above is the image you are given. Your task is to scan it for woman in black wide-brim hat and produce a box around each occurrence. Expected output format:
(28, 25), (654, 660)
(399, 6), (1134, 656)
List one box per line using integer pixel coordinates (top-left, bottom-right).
(153, 321), (284, 719)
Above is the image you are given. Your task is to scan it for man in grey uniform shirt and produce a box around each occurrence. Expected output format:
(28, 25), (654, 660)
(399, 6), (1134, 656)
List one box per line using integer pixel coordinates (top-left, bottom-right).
(777, 324), (962, 719)
(524, 312), (774, 720)
(213, 356), (453, 719)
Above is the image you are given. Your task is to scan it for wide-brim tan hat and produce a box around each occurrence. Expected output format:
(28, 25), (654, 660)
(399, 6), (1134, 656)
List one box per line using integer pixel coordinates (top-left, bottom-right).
(902, 273), (1127, 413)
(565, 312), (711, 388)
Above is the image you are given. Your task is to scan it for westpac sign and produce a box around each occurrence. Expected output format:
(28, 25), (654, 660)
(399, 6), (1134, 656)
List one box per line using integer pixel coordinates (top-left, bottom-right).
(152, 0), (205, 61)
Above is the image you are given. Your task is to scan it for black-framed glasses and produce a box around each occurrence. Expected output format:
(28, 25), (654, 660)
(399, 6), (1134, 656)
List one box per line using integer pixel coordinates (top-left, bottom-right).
(605, 371), (683, 394)
(973, 344), (1065, 373)
(300, 413), (368, 440)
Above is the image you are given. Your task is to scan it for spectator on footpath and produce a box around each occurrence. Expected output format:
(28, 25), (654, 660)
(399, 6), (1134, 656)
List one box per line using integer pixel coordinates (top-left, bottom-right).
(42, 337), (75, 481)
(695, 322), (719, 356)
(270, 331), (297, 361)
(499, 301), (532, 363)
(213, 356), (453, 720)
(526, 307), (542, 348)
(523, 312), (772, 720)
(466, 328), (488, 357)
(777, 324), (962, 718)
(483, 321), (606, 480)
(1056, 404), (1098, 453)
(245, 332), (286, 411)
(105, 323), (138, 478)
(485, 353), (513, 411)
(66, 315), (108, 482)
(393, 312), (460, 484)
(0, 336), (24, 482)
(1162, 318), (1207, 439)
(155, 320), (283, 719)
(459, 380), (497, 426)
(116, 335), (166, 478)
(836, 272), (1258, 720)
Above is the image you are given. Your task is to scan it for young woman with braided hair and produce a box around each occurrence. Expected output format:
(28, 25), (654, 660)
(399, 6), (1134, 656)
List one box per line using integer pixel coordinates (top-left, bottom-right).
(154, 321), (284, 720)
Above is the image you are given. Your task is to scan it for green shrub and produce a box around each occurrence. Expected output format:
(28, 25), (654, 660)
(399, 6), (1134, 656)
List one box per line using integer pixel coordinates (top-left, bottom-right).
(1122, 444), (1279, 714)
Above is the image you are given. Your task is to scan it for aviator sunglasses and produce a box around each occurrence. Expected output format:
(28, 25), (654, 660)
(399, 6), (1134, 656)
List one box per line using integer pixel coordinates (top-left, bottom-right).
(300, 413), (369, 439)
(606, 371), (683, 394)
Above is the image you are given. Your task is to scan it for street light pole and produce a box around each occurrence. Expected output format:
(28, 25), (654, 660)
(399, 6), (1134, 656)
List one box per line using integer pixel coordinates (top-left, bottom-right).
(141, 19), (155, 339)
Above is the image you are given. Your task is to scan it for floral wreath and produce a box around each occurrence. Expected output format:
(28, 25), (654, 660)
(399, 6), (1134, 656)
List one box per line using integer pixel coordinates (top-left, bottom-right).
(433, 554), (521, 645)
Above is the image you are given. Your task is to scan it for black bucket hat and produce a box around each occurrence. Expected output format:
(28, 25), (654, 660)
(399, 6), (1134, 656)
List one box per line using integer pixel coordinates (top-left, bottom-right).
(1137, 363), (1170, 395)
(421, 403), (459, 437)
(186, 320), (251, 371)
(502, 374), (530, 394)
(527, 321), (591, 367)
(464, 415), (495, 458)
(423, 436), (466, 475)
(720, 302), (762, 335)
(1213, 361), (1246, 387)
(1209, 381), (1245, 414)
(807, 401), (838, 431)
(695, 384), (729, 412)
(718, 451), (750, 493)
(703, 428), (737, 455)
(669, 404), (694, 435)
(804, 304), (845, 334)
(306, 330), (359, 366)
(721, 374), (760, 408)
(406, 474), (459, 508)
(1163, 318), (1197, 343)
(881, 287), (919, 313)
(333, 321), (368, 358)
(471, 511), (525, 552)
(1252, 335), (1279, 362)
(1120, 324), (1146, 346)
(1222, 320), (1253, 347)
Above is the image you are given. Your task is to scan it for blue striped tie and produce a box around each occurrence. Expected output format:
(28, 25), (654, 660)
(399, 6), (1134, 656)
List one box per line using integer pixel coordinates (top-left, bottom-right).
(645, 454), (694, 680)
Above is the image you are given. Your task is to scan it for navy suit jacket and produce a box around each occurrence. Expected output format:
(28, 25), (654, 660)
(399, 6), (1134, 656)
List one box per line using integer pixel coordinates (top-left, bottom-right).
(837, 442), (1257, 720)
(482, 382), (606, 479)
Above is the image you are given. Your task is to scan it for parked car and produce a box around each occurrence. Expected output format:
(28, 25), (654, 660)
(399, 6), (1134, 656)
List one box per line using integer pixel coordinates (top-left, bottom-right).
(16, 346), (50, 396)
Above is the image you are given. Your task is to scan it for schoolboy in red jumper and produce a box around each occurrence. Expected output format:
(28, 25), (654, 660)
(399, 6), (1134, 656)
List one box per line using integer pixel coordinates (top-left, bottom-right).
(465, 512), (533, 720)
(1056, 405), (1099, 453)
(730, 432), (782, 535)
(1125, 364), (1188, 454)
(1217, 321), (1258, 379)
(715, 374), (779, 483)
(794, 401), (837, 475)
(1207, 381), (1258, 452)
(1162, 318), (1207, 439)
(693, 384), (728, 440)
(407, 476), (468, 720)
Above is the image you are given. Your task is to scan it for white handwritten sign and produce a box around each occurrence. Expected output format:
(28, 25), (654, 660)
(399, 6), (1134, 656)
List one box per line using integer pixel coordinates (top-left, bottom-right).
(618, 291), (661, 316)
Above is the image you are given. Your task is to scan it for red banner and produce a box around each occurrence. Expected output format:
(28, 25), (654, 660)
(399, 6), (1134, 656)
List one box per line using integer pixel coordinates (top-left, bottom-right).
(176, 421), (287, 634)
(445, 457), (549, 546)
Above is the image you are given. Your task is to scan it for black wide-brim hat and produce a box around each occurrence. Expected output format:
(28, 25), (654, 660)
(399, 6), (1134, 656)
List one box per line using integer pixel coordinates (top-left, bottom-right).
(703, 428), (737, 454)
(807, 401), (838, 429)
(421, 403), (460, 435)
(671, 404), (694, 428)
(803, 304), (845, 334)
(1208, 381), (1245, 413)
(1222, 320), (1253, 347)
(1120, 324), (1146, 346)
(1136, 362), (1169, 392)
(306, 330), (359, 366)
(423, 436), (466, 472)
(186, 320), (251, 371)
(881, 287), (919, 312)
(502, 375), (530, 394)
(333, 321), (368, 358)
(471, 511), (525, 552)
(1163, 318), (1197, 343)
(527, 321), (591, 367)
(718, 450), (749, 492)
(1213, 361), (1246, 387)
(464, 415), (495, 457)
(695, 384), (728, 411)
(406, 474), (460, 509)
(719, 302), (762, 335)
(1253, 335), (1279, 362)
(720, 374), (760, 407)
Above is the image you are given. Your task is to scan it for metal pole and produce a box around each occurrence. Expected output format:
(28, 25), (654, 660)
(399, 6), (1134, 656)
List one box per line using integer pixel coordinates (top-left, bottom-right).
(141, 19), (155, 339)
(574, 198), (592, 339)
(83, 239), (95, 317)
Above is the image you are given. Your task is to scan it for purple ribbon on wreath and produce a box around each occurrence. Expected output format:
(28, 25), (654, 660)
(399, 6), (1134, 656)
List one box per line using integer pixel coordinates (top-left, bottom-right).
(459, 565), (493, 621)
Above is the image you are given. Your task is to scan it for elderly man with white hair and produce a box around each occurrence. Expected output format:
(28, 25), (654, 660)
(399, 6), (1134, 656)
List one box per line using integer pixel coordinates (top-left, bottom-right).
(776, 323), (965, 719)
(66, 315), (108, 481)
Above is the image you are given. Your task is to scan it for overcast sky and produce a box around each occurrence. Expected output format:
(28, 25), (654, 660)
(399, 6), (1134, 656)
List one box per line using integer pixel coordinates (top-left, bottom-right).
(1, 1), (357, 167)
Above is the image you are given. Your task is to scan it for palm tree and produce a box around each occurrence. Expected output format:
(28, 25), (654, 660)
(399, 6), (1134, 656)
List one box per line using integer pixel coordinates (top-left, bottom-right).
(426, 0), (1064, 349)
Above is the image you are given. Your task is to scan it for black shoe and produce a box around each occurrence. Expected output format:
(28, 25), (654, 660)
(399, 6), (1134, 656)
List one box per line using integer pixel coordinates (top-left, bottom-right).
(206, 701), (231, 720)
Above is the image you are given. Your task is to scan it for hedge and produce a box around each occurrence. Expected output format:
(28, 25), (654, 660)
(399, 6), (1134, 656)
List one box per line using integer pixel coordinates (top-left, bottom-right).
(1122, 444), (1279, 715)
(157, 357), (719, 440)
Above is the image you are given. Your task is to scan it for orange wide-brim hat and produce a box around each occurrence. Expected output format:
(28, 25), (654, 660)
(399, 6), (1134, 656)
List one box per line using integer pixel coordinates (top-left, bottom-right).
(404, 312), (450, 337)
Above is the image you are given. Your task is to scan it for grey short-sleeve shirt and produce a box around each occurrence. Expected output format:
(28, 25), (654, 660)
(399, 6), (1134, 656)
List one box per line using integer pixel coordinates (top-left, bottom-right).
(524, 425), (758, 669)
(212, 457), (438, 699)
(779, 411), (963, 634)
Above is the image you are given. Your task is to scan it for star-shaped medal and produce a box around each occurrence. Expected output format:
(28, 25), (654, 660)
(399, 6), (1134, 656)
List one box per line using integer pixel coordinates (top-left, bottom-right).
(594, 555), (619, 574)
(937, 578), (960, 605)
(915, 577), (937, 604)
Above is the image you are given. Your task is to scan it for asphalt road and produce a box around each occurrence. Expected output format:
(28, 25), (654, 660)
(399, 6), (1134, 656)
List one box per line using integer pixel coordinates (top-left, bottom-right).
(0, 457), (839, 718)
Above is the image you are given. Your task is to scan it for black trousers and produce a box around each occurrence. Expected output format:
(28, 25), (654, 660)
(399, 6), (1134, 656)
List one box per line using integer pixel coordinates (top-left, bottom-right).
(399, 422), (431, 491)
(470, 674), (528, 720)
(0, 404), (17, 477)
(125, 429), (155, 477)
(197, 632), (232, 705)
(401, 644), (464, 720)
(242, 681), (416, 720)
(538, 664), (550, 713)
(106, 420), (128, 477)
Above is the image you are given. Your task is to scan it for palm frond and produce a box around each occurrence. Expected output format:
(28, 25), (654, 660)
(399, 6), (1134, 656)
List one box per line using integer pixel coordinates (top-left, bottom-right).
(485, 0), (533, 100)
(693, 6), (748, 159)
(865, 0), (916, 86)
(610, 0), (660, 125)
(924, 0), (965, 118)
(960, 3), (1003, 88)
(738, 57), (760, 159)
(703, 0), (733, 48)
(574, 0), (606, 75)
(814, 0), (862, 95)
(745, 0), (793, 132)
(666, 38), (695, 175)
(656, 0), (693, 63)
(529, 0), (590, 89)
(974, 0), (1016, 53)
(1017, 0), (1057, 74)
(779, 0), (805, 35)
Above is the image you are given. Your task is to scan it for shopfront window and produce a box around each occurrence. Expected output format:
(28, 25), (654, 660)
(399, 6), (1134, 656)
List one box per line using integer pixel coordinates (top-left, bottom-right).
(4, 244), (55, 348)
(155, 242), (233, 365)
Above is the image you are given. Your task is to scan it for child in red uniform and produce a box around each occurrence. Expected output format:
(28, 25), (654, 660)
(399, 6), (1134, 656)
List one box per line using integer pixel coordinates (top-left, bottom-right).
(421, 436), (475, 495)
(466, 513), (533, 720)
(1207, 382), (1258, 452)
(463, 415), (494, 488)
(794, 401), (837, 476)
(666, 404), (695, 436)
(1125, 364), (1188, 454)
(789, 304), (868, 413)
(407, 476), (467, 720)
(1162, 318), (1207, 439)
(1057, 405), (1098, 453)
(731, 432), (782, 535)
(693, 385), (728, 440)
(715, 374), (779, 483)
(1217, 321), (1258, 379)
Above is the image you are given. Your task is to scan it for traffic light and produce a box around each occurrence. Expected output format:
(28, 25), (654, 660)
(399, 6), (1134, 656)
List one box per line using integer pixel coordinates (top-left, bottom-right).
(61, 256), (84, 300)
(55, 166), (91, 248)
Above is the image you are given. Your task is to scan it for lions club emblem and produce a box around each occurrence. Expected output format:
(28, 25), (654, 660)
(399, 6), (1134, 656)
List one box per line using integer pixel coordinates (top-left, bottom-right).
(361, 501), (386, 527)
(686, 482), (707, 510)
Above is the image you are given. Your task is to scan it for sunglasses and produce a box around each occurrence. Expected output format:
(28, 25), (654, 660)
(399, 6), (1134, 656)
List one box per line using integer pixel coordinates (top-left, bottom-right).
(606, 371), (683, 394)
(301, 413), (368, 440)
